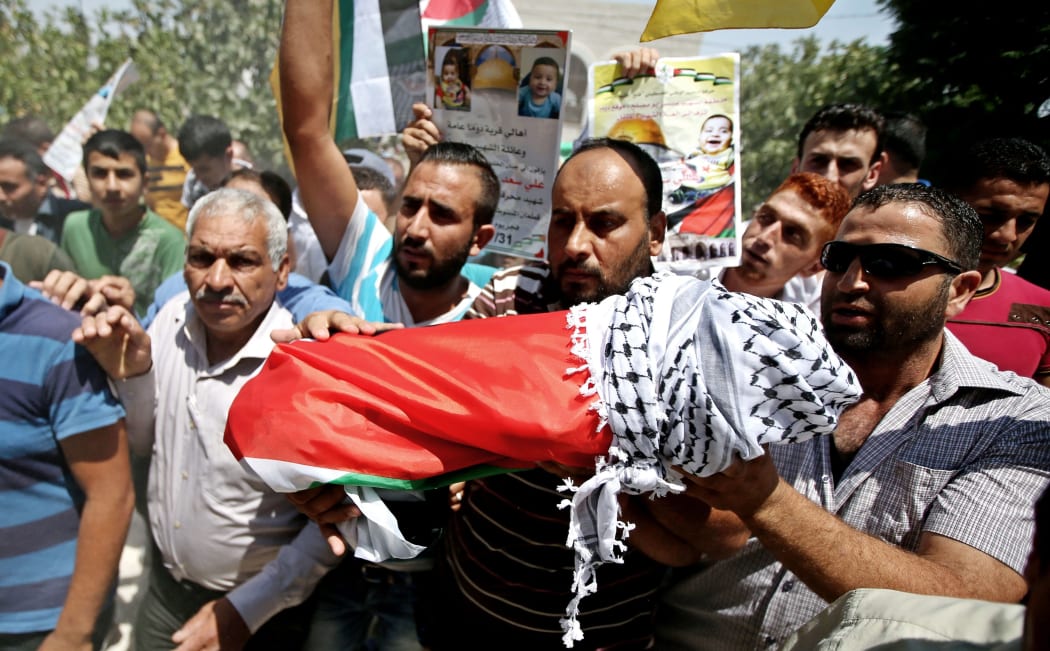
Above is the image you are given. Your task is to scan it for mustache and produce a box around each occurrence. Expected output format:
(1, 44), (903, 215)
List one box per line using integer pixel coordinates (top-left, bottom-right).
(194, 287), (248, 306)
(556, 259), (600, 278)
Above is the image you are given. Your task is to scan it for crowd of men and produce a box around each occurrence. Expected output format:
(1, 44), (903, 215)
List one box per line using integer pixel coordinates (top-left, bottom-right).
(2, 0), (1050, 649)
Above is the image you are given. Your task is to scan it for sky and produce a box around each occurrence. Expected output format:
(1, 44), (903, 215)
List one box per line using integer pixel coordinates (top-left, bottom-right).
(38, 0), (898, 53)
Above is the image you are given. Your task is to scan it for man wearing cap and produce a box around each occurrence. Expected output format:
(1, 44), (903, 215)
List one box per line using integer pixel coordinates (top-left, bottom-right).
(654, 184), (1050, 649)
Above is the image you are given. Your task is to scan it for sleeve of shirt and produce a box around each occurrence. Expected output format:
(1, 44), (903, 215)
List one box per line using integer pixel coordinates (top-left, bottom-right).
(921, 410), (1050, 573)
(225, 520), (341, 633)
(180, 172), (196, 209)
(327, 195), (392, 322)
(157, 227), (187, 280)
(112, 369), (157, 457)
(47, 341), (125, 441)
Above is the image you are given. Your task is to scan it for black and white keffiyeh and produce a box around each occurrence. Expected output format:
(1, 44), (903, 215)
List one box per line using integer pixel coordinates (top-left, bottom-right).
(559, 273), (860, 646)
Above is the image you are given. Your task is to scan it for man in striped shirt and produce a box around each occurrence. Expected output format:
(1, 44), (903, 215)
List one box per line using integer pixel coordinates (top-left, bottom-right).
(0, 261), (132, 649)
(428, 138), (747, 649)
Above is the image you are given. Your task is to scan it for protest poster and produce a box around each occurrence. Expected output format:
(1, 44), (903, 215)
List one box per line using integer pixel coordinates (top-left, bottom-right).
(427, 26), (570, 261)
(44, 59), (138, 184)
(589, 53), (741, 272)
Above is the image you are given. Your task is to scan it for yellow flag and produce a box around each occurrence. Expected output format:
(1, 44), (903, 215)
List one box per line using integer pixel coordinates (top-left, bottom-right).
(641, 0), (836, 42)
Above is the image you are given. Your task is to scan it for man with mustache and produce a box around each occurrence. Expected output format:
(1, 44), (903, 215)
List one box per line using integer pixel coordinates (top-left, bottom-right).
(73, 188), (340, 651)
(944, 138), (1050, 386)
(654, 184), (1050, 649)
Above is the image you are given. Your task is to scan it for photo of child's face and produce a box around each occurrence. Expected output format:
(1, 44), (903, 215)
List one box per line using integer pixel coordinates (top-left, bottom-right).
(529, 63), (558, 101)
(699, 116), (732, 154)
(442, 63), (459, 85)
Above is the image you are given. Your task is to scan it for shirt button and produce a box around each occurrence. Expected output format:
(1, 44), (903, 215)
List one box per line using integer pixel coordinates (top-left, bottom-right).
(782, 580), (795, 592)
(182, 471), (189, 480)
(821, 474), (831, 483)
(765, 635), (777, 647)
(174, 521), (181, 529)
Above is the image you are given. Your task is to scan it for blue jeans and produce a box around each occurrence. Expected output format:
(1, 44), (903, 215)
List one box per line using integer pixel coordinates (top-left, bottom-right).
(301, 556), (424, 651)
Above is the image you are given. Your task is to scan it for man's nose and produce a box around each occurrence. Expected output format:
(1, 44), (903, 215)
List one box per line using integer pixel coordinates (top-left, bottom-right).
(563, 222), (592, 260)
(205, 259), (234, 288)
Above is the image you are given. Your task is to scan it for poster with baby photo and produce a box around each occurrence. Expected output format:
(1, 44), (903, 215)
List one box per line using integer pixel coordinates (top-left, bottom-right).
(427, 27), (571, 261)
(588, 53), (741, 273)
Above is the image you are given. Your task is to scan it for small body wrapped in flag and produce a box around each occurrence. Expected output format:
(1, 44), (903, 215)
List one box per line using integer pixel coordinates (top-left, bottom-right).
(225, 272), (860, 645)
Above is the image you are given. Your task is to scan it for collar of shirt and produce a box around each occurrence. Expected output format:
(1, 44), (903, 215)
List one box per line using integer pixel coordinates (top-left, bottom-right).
(177, 293), (291, 376)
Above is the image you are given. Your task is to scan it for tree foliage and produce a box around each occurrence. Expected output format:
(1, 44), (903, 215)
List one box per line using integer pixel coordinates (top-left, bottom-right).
(876, 0), (1050, 181)
(0, 0), (286, 168)
(738, 37), (900, 212)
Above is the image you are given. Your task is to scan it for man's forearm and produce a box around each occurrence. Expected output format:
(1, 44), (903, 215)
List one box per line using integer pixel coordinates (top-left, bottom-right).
(280, 0), (334, 144)
(52, 430), (134, 644)
(745, 479), (1024, 603)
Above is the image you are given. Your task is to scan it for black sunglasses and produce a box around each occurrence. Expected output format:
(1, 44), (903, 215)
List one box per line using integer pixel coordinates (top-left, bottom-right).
(821, 241), (965, 278)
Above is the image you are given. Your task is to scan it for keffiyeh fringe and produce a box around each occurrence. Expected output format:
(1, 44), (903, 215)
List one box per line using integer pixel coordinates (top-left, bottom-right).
(556, 273), (860, 646)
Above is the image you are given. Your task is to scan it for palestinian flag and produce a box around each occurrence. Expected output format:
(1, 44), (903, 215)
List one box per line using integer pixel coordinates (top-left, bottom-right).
(420, 0), (522, 31)
(225, 310), (607, 493)
(641, 0), (837, 42)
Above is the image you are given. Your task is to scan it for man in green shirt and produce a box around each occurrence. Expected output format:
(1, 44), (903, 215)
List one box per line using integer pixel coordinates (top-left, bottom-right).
(61, 129), (184, 317)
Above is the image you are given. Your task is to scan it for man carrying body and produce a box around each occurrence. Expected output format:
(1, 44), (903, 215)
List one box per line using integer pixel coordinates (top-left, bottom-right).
(60, 129), (185, 318)
(791, 103), (885, 199)
(129, 109), (191, 230)
(286, 136), (740, 648)
(0, 261), (132, 650)
(75, 188), (339, 650)
(655, 183), (1050, 649)
(0, 137), (89, 244)
(944, 137), (1050, 386)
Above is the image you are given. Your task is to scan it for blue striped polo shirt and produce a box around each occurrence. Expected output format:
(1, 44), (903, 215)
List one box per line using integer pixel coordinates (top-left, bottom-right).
(0, 262), (125, 634)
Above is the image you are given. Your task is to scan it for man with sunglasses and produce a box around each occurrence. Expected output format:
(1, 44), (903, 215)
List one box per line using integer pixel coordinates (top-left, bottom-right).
(655, 184), (1050, 650)
(944, 138), (1050, 387)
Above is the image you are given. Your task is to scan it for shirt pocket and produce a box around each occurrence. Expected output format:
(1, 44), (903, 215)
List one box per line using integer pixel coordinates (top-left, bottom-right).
(863, 460), (956, 552)
(188, 393), (267, 503)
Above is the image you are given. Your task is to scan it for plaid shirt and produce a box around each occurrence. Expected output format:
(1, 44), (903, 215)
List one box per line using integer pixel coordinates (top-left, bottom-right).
(655, 332), (1050, 650)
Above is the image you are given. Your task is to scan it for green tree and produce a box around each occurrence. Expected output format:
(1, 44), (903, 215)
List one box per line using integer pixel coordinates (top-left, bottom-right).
(876, 0), (1050, 182)
(0, 0), (286, 169)
(738, 36), (902, 212)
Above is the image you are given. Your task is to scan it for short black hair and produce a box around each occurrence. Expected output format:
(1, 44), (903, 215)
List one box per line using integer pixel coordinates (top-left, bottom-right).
(350, 166), (396, 213)
(177, 115), (232, 162)
(416, 141), (499, 227)
(567, 137), (663, 220)
(881, 112), (927, 174)
(0, 137), (48, 178)
(83, 129), (147, 175)
(853, 183), (983, 270)
(946, 137), (1050, 193)
(1, 115), (54, 149)
(221, 168), (293, 220)
(797, 103), (885, 165)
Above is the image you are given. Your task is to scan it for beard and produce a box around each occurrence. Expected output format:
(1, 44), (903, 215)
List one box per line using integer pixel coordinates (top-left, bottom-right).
(555, 235), (654, 308)
(394, 236), (473, 291)
(823, 277), (950, 358)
